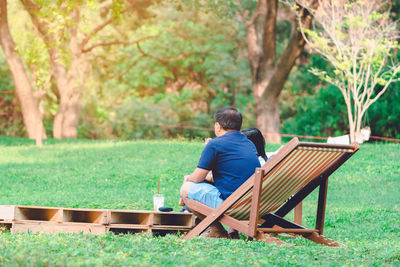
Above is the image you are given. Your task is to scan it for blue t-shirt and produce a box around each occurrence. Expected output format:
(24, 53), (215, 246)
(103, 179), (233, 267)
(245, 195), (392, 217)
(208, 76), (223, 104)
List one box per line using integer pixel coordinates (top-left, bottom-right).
(197, 131), (261, 200)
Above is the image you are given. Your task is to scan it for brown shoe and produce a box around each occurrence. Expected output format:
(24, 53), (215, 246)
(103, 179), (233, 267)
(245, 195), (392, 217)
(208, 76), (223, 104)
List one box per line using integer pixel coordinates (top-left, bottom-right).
(201, 223), (228, 238)
(227, 227), (240, 239)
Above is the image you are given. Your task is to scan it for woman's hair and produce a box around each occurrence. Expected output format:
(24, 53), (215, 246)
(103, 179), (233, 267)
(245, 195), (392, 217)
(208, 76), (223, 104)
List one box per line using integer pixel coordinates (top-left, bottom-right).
(241, 128), (268, 161)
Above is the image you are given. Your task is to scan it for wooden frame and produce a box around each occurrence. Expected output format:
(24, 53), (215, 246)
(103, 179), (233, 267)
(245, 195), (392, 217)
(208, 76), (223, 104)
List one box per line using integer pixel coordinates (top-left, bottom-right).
(184, 138), (359, 246)
(0, 206), (195, 235)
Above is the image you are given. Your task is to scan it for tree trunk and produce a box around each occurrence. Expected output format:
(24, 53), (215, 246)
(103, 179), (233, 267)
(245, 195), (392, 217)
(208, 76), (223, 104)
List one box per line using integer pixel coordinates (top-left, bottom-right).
(345, 97), (355, 143)
(21, 0), (84, 139)
(241, 0), (318, 143)
(51, 57), (81, 139)
(256, 95), (281, 143)
(0, 0), (46, 140)
(349, 116), (355, 143)
(52, 85), (80, 139)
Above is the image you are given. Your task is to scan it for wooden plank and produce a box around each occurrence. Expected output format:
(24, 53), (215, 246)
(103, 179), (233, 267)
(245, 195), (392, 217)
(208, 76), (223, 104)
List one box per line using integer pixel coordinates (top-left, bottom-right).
(11, 222), (106, 235)
(302, 232), (343, 247)
(294, 201), (303, 225)
(185, 199), (252, 235)
(248, 168), (263, 237)
(315, 178), (328, 234)
(17, 207), (62, 222)
(261, 213), (305, 229)
(63, 209), (108, 224)
(255, 231), (288, 245)
(1, 205), (197, 235)
(151, 225), (193, 230)
(110, 210), (151, 225)
(0, 205), (16, 220)
(152, 211), (194, 216)
(298, 141), (360, 151)
(274, 147), (357, 218)
(258, 228), (318, 233)
(152, 213), (193, 227)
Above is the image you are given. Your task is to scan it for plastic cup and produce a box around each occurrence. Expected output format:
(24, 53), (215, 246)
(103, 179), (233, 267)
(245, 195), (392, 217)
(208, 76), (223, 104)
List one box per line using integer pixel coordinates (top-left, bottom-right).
(153, 194), (164, 211)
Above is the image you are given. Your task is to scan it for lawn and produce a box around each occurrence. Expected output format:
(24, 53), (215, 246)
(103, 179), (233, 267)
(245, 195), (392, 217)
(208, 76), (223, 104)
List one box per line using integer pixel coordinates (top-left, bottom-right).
(0, 137), (399, 266)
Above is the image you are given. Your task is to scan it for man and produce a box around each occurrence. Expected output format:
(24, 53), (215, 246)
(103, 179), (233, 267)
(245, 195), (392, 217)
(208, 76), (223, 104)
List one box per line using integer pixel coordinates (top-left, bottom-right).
(180, 106), (260, 237)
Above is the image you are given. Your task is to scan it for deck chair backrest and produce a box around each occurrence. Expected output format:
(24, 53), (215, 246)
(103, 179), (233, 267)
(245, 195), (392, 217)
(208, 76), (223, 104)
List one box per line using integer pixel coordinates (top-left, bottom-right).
(225, 141), (356, 220)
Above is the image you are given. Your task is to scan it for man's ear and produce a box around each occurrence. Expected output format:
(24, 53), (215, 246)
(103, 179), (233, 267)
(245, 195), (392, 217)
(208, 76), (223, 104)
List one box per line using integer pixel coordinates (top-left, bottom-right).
(214, 122), (221, 136)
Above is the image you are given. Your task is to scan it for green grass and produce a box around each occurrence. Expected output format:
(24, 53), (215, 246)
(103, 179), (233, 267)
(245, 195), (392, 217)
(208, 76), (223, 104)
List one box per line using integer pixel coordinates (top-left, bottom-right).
(0, 137), (399, 266)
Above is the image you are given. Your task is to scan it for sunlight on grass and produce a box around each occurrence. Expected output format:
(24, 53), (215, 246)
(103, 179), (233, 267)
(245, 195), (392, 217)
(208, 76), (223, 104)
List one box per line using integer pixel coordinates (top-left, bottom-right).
(0, 138), (399, 265)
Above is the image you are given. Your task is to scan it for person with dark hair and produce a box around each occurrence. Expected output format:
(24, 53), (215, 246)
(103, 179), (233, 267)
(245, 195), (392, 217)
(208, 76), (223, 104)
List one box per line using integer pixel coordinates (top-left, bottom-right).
(213, 106), (243, 131)
(241, 128), (268, 165)
(180, 106), (260, 238)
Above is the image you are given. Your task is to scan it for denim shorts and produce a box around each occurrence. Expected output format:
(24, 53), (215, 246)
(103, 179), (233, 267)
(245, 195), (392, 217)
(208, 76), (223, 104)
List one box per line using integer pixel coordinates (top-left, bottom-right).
(188, 182), (224, 209)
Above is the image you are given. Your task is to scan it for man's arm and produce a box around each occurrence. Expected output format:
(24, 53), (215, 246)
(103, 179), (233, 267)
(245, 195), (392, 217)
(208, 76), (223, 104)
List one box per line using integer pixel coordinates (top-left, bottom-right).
(186, 168), (209, 183)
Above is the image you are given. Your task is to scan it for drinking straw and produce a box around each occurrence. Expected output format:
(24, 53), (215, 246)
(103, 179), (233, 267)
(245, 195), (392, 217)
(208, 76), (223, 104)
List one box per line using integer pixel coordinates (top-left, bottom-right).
(157, 178), (161, 195)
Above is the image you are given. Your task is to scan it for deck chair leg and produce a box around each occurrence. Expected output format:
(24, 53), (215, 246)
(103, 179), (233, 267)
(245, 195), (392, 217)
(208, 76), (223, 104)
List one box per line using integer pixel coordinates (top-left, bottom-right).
(316, 178), (328, 235)
(255, 231), (288, 246)
(303, 232), (344, 247)
(248, 168), (264, 237)
(184, 215), (219, 240)
(294, 201), (302, 225)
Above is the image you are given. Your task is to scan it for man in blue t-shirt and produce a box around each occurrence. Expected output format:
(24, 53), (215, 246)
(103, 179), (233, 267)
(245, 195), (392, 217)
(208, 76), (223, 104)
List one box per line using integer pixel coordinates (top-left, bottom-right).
(180, 106), (260, 237)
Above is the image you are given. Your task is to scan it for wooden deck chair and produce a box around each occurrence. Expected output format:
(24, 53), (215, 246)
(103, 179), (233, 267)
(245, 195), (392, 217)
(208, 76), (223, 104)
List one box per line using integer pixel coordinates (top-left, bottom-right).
(184, 137), (359, 246)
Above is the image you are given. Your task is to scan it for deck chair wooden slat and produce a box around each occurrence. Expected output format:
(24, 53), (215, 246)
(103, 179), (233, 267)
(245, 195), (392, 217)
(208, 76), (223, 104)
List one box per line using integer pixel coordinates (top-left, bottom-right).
(184, 137), (359, 246)
(227, 147), (351, 220)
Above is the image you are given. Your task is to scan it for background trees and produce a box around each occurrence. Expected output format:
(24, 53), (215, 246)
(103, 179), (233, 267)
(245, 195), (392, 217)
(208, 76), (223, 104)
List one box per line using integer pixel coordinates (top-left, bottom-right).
(233, 0), (318, 143)
(0, 0), (399, 142)
(0, 0), (45, 143)
(297, 0), (400, 142)
(20, 0), (157, 138)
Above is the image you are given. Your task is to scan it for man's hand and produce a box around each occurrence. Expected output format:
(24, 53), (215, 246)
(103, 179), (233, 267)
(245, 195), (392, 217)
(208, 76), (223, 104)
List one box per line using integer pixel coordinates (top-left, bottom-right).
(179, 168), (209, 206)
(205, 138), (212, 145)
(204, 172), (214, 184)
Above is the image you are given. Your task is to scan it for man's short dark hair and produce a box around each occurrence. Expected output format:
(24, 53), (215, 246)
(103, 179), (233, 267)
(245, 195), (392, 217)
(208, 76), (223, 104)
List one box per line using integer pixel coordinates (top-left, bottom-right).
(214, 106), (242, 130)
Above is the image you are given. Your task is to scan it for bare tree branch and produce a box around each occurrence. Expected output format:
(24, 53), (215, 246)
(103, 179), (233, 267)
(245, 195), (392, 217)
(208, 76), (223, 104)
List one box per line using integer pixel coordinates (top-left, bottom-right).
(112, 55), (145, 80)
(235, 0), (249, 25)
(82, 31), (169, 53)
(80, 3), (136, 51)
(135, 42), (204, 64)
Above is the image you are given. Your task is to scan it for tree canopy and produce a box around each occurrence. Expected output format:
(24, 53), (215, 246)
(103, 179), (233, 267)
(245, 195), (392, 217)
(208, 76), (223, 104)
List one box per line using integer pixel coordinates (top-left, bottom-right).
(0, 0), (399, 141)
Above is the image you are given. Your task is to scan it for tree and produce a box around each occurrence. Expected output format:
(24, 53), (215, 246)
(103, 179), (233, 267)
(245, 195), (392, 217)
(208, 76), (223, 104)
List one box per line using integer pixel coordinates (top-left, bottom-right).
(99, 2), (241, 139)
(298, 0), (400, 142)
(235, 0), (319, 143)
(21, 0), (103, 138)
(0, 0), (46, 142)
(20, 0), (154, 138)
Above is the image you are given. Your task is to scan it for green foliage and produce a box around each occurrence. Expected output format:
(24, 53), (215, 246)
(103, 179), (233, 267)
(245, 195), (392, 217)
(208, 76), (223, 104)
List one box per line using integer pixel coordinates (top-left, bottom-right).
(0, 56), (26, 137)
(301, 0), (400, 141)
(106, 3), (241, 95)
(282, 84), (348, 137)
(1, 0), (399, 142)
(0, 56), (15, 98)
(110, 90), (213, 139)
(180, 0), (241, 19)
(0, 139), (399, 265)
(282, 54), (400, 139)
(79, 1), (253, 139)
(366, 81), (400, 138)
